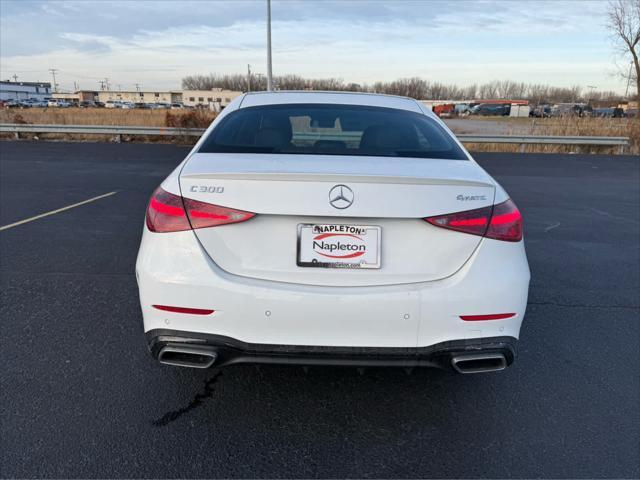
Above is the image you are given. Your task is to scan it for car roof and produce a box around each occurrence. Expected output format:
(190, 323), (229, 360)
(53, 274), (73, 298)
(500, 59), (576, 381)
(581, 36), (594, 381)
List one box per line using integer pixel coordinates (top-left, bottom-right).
(239, 90), (425, 113)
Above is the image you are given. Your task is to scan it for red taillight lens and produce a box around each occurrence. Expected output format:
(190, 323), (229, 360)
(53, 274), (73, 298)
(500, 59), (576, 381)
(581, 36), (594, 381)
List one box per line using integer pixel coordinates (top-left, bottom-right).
(146, 187), (255, 233)
(425, 199), (522, 242)
(183, 197), (255, 229)
(485, 199), (522, 242)
(146, 187), (191, 233)
(425, 205), (492, 237)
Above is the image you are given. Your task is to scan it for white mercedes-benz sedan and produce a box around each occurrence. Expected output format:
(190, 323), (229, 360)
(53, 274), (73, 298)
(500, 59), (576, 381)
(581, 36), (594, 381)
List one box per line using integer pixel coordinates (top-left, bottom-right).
(136, 91), (530, 374)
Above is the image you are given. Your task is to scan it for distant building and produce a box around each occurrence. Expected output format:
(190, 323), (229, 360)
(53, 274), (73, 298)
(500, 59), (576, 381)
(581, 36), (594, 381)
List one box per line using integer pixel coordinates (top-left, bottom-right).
(96, 90), (182, 104)
(0, 81), (52, 101)
(182, 88), (242, 109)
(51, 91), (99, 103)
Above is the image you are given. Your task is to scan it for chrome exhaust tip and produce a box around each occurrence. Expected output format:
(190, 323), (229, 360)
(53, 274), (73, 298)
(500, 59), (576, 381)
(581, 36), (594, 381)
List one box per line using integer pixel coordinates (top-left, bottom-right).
(158, 345), (218, 369)
(451, 353), (507, 374)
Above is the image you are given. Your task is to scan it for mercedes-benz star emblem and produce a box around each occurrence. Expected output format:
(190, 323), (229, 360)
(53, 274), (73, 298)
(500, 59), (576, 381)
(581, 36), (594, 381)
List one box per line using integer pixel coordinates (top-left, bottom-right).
(329, 185), (354, 209)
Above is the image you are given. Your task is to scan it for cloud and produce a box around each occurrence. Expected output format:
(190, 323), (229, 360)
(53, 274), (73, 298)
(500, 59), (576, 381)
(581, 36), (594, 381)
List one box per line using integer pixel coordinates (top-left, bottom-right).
(0, 0), (622, 92)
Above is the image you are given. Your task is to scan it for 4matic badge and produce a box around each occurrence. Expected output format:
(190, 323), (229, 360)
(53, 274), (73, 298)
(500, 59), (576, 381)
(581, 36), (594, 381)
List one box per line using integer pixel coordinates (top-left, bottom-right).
(457, 194), (487, 201)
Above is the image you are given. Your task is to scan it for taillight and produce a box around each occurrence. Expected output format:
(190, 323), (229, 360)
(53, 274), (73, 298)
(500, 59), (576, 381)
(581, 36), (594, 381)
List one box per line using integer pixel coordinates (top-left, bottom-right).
(146, 187), (191, 233)
(425, 199), (522, 242)
(183, 197), (255, 229)
(146, 187), (255, 233)
(485, 199), (523, 242)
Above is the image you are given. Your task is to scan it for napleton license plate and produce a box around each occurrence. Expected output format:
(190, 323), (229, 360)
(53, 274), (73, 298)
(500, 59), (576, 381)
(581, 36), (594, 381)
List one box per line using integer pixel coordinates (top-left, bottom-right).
(297, 224), (381, 269)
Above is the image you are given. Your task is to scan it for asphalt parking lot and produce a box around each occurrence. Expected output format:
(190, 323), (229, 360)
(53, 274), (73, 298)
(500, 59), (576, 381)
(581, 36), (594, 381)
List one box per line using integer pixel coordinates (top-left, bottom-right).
(1, 141), (638, 478)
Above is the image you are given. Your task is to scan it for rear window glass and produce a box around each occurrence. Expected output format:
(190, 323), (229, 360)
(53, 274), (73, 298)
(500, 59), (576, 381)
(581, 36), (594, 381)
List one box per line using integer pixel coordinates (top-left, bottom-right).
(199, 103), (467, 160)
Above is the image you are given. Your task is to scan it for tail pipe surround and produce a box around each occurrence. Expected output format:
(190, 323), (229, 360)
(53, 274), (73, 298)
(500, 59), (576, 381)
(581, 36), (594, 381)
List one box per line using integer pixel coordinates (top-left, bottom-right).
(158, 344), (218, 369)
(450, 353), (507, 374)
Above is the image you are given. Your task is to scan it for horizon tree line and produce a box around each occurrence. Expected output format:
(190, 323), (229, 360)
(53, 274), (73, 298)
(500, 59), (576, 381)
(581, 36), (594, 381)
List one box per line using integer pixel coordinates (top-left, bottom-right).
(182, 73), (627, 104)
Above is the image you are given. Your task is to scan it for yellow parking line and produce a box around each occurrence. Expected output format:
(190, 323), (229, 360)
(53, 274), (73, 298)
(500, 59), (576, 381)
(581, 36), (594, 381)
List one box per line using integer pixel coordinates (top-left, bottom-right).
(0, 191), (118, 232)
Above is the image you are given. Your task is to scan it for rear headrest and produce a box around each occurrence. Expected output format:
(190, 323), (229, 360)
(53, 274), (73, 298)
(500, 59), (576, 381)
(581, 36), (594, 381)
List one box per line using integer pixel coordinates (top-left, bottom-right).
(254, 114), (292, 149)
(360, 124), (419, 151)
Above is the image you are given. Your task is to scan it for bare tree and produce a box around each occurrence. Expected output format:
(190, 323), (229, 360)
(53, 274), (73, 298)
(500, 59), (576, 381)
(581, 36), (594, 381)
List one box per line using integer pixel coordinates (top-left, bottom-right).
(607, 0), (640, 99)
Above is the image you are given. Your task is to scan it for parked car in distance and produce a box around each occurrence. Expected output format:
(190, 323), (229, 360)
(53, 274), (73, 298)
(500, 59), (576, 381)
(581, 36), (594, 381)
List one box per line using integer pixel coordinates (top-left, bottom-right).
(105, 100), (122, 108)
(47, 99), (71, 107)
(94, 101), (106, 108)
(530, 105), (551, 118)
(471, 103), (511, 116)
(170, 102), (185, 109)
(138, 91), (530, 374)
(121, 102), (135, 109)
(78, 101), (96, 108)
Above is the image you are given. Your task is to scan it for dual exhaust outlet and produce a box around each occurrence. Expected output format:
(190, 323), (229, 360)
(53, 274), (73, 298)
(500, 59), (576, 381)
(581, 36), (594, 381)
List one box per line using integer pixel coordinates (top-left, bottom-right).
(157, 344), (507, 373)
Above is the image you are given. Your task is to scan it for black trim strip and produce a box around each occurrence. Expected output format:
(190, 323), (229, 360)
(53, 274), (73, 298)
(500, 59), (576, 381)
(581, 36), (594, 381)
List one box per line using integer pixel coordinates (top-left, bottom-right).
(146, 329), (517, 369)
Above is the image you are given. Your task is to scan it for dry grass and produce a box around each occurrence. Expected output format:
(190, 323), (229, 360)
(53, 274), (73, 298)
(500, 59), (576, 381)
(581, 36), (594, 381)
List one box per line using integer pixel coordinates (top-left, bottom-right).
(0, 107), (217, 127)
(1, 108), (637, 154)
(461, 117), (638, 155)
(0, 107), (218, 144)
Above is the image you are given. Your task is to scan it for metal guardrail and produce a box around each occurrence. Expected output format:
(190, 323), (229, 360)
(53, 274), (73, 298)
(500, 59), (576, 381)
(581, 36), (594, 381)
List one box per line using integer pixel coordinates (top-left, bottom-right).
(0, 123), (630, 152)
(0, 123), (204, 137)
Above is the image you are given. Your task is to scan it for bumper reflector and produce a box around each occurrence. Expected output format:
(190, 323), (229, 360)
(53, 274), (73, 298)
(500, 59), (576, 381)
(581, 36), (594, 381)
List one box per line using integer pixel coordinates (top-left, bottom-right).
(460, 313), (515, 321)
(152, 305), (215, 315)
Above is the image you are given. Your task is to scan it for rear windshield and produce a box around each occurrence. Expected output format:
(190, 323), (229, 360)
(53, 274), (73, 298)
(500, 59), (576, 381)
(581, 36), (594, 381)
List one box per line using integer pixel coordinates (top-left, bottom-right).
(198, 103), (467, 160)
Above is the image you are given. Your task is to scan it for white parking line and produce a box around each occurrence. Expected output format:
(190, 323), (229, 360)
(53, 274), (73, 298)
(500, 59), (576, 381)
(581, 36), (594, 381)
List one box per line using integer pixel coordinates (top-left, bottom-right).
(0, 191), (118, 232)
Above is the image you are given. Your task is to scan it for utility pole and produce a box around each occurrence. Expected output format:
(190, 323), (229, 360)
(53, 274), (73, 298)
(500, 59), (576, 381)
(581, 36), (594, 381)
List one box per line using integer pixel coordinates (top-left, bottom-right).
(98, 80), (106, 91)
(256, 73), (264, 90)
(104, 78), (110, 91)
(247, 64), (251, 92)
(11, 74), (18, 82)
(49, 68), (59, 93)
(266, 0), (273, 91)
(586, 85), (597, 105)
(135, 83), (141, 92)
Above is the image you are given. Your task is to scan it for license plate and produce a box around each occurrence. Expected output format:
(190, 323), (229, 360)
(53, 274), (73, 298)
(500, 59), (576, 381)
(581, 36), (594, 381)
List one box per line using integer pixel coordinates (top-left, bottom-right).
(297, 224), (381, 269)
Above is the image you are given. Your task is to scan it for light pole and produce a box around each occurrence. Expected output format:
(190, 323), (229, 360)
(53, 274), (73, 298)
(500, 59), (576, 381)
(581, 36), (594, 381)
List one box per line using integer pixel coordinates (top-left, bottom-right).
(266, 0), (273, 91)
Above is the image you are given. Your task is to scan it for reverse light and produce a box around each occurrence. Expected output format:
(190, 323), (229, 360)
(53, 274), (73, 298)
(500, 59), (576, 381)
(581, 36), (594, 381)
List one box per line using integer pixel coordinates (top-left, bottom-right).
(152, 305), (215, 315)
(145, 187), (255, 233)
(425, 199), (522, 242)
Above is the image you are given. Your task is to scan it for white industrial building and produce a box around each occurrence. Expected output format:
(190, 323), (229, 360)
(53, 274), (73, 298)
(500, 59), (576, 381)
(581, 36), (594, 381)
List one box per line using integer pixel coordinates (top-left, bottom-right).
(0, 81), (52, 101)
(182, 88), (242, 109)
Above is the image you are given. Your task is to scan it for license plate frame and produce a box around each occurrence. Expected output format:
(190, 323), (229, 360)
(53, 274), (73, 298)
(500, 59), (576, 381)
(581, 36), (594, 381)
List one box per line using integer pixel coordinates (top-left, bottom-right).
(296, 224), (381, 269)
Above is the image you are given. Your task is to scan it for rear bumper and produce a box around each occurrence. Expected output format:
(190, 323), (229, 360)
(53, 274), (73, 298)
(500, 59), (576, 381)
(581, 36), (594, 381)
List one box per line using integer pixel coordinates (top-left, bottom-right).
(147, 329), (517, 371)
(137, 228), (530, 349)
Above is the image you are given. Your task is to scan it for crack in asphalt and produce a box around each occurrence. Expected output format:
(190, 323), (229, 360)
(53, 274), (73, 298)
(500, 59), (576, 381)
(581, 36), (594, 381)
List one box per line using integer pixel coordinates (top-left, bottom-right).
(528, 301), (639, 310)
(152, 371), (223, 427)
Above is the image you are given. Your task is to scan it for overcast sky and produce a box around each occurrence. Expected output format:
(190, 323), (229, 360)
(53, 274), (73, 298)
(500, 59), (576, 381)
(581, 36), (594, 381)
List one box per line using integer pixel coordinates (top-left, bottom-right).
(0, 0), (624, 93)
